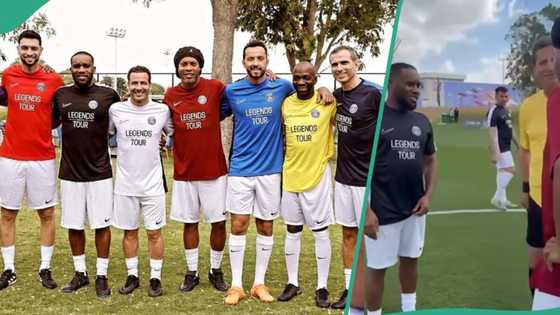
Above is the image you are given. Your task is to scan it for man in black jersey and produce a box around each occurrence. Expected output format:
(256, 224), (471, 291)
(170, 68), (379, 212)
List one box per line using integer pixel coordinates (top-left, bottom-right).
(328, 45), (381, 311)
(363, 63), (437, 315)
(53, 51), (121, 297)
(487, 86), (516, 210)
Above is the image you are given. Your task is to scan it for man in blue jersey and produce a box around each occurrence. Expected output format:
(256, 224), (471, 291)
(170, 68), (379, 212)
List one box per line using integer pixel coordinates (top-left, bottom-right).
(221, 40), (332, 305)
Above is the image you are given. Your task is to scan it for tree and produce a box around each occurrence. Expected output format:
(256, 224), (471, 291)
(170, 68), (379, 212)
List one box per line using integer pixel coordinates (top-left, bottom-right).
(100, 76), (127, 96)
(150, 82), (165, 95)
(505, 4), (559, 95)
(135, 0), (238, 156)
(0, 13), (56, 62)
(236, 0), (398, 71)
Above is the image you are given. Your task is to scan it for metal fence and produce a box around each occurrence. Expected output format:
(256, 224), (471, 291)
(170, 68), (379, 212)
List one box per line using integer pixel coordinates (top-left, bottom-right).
(87, 72), (385, 93)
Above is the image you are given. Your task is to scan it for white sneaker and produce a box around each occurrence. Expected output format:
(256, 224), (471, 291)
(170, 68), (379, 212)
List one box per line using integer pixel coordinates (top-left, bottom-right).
(491, 197), (507, 210)
(504, 200), (518, 209)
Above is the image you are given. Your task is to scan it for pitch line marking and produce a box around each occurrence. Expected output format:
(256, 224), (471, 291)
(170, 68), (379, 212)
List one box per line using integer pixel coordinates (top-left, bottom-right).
(429, 209), (525, 215)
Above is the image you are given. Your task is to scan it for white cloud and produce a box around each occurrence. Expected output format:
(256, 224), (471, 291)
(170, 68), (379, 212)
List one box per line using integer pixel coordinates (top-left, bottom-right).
(439, 59), (456, 73)
(465, 54), (506, 83)
(393, 0), (501, 65)
(0, 0), (392, 86)
(508, 0), (528, 18)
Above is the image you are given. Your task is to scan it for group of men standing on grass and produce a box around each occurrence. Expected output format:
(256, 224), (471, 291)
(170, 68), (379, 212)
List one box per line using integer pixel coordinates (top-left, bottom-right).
(0, 29), (389, 310)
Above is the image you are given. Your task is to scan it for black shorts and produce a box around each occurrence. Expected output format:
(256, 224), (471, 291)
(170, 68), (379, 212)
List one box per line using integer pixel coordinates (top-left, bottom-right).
(526, 197), (544, 248)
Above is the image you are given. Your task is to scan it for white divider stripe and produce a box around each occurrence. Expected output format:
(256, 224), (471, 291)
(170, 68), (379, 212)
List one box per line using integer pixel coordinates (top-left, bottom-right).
(429, 209), (525, 215)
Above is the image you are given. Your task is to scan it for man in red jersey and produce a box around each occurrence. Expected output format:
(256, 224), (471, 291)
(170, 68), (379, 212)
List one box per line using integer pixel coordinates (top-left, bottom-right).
(532, 17), (560, 310)
(0, 30), (63, 290)
(164, 46), (229, 293)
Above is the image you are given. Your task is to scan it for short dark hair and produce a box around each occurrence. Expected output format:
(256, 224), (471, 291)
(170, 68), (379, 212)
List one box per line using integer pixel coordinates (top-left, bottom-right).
(389, 62), (417, 81)
(127, 65), (151, 83)
(495, 86), (508, 94)
(330, 45), (360, 62)
(552, 17), (560, 48)
(243, 40), (268, 59)
(70, 51), (94, 65)
(531, 36), (553, 66)
(18, 30), (42, 46)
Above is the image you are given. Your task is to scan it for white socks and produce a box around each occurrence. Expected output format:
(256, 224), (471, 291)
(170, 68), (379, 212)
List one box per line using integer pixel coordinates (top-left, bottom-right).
(39, 245), (54, 271)
(73, 254), (86, 273)
(228, 234), (246, 288)
(254, 234), (274, 286)
(495, 171), (513, 201)
(344, 268), (352, 290)
(96, 258), (109, 276)
(184, 248), (198, 274)
(210, 249), (224, 270)
(185, 247), (224, 273)
(284, 231), (302, 286)
(367, 309), (382, 315)
(125, 256), (139, 277)
(401, 292), (416, 312)
(313, 229), (331, 289)
(1, 246), (15, 272)
(150, 258), (163, 280)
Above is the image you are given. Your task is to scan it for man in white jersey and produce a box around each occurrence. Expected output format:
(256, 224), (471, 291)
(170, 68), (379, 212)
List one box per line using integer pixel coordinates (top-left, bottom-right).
(109, 66), (173, 297)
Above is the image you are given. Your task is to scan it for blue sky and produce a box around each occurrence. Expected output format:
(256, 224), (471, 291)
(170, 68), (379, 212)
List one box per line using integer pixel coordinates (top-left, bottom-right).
(394, 0), (557, 83)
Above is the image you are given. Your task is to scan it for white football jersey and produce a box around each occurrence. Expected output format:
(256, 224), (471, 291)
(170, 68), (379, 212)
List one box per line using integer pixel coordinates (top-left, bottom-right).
(109, 100), (173, 196)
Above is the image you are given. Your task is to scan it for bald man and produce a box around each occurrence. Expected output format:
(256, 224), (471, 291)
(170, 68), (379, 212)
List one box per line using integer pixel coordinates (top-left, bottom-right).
(277, 62), (336, 308)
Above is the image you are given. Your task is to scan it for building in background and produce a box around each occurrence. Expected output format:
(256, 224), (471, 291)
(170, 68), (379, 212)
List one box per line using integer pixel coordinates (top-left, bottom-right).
(419, 73), (524, 108)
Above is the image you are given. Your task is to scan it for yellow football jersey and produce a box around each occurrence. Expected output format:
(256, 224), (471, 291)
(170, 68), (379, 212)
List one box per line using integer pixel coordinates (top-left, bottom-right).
(519, 90), (547, 206)
(282, 91), (336, 192)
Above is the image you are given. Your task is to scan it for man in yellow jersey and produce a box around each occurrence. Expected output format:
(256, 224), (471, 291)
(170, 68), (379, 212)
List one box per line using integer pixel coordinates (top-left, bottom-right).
(277, 61), (336, 308)
(519, 36), (558, 296)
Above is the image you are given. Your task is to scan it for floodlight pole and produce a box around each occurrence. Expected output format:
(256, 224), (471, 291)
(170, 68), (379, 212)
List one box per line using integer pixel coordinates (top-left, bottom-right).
(106, 27), (127, 90)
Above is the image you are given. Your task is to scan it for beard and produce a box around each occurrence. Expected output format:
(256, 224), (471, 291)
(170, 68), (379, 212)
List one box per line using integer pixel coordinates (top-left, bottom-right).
(246, 66), (265, 80)
(396, 95), (417, 111)
(21, 56), (39, 67)
(72, 75), (93, 89)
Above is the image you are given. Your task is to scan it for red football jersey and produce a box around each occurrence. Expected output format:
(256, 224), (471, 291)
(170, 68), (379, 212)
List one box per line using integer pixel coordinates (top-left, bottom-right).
(533, 86), (560, 297)
(0, 65), (63, 160)
(164, 77), (227, 180)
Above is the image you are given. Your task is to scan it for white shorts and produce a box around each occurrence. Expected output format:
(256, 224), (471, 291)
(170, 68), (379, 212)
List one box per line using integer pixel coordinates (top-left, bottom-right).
(0, 157), (57, 210)
(532, 289), (560, 310)
(334, 181), (366, 227)
(365, 214), (426, 269)
(112, 194), (166, 230)
(170, 175), (227, 224)
(226, 174), (281, 220)
(61, 178), (113, 230)
(496, 151), (514, 169)
(281, 167), (334, 230)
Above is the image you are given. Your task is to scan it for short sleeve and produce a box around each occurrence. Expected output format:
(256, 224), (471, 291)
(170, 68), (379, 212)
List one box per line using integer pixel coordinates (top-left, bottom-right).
(547, 89), (560, 177)
(220, 87), (233, 120)
(424, 121), (436, 155)
(518, 100), (530, 150)
(108, 106), (116, 136)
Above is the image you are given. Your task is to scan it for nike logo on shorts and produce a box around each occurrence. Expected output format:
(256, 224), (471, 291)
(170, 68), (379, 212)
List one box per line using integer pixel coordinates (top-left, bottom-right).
(119, 119), (130, 124)
(155, 219), (163, 225)
(62, 102), (72, 108)
(44, 199), (53, 204)
(270, 211), (278, 216)
(173, 101), (182, 107)
(315, 218), (327, 225)
(104, 217), (110, 223)
(381, 128), (395, 135)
